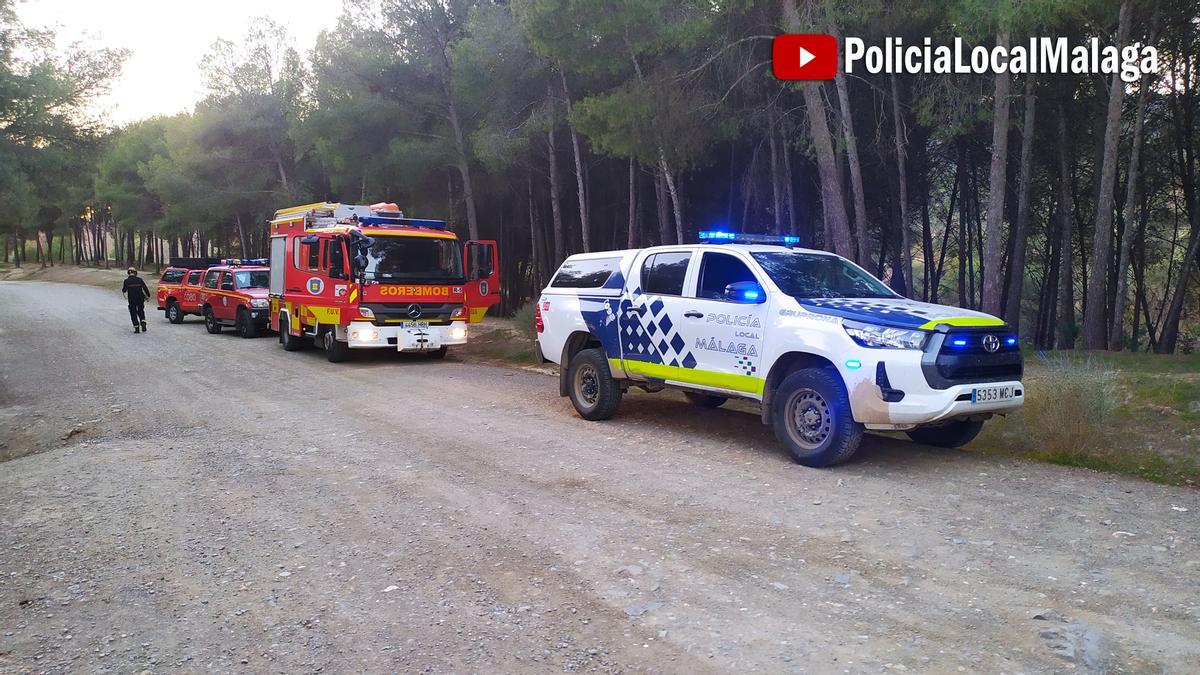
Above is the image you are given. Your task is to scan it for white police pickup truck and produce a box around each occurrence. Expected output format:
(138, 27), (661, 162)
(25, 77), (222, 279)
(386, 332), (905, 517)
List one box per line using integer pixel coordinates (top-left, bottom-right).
(534, 233), (1024, 467)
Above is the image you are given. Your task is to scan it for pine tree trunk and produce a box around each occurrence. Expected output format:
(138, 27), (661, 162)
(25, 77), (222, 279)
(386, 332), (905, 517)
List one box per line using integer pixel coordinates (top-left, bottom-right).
(655, 169), (671, 246)
(1004, 77), (1036, 332)
(547, 123), (565, 265)
(659, 151), (685, 245)
(1056, 102), (1076, 349)
(981, 31), (1012, 316)
(627, 158), (639, 249)
(560, 69), (590, 252)
(801, 82), (854, 259)
(890, 74), (913, 296)
(767, 101), (784, 234)
(1082, 0), (1131, 348)
(834, 51), (868, 262)
(1109, 67), (1153, 349)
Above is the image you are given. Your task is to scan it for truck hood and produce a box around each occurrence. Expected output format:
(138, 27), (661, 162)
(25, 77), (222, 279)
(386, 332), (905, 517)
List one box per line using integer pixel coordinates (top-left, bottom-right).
(796, 297), (1006, 330)
(242, 288), (269, 300)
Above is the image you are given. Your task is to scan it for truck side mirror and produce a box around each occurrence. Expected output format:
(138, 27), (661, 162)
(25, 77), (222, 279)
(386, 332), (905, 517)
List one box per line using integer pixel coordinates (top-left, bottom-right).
(725, 281), (765, 304)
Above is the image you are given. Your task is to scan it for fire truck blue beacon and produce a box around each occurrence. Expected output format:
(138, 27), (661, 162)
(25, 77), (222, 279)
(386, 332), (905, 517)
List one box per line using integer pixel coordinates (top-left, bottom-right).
(535, 232), (1024, 467)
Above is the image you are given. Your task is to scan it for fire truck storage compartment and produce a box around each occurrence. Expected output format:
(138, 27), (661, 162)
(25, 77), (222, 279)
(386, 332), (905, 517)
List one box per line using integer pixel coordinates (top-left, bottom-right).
(269, 235), (286, 296)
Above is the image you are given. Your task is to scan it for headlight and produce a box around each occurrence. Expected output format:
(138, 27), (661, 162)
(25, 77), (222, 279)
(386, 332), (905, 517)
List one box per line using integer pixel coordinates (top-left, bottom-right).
(843, 320), (928, 350)
(250, 298), (269, 308)
(451, 326), (468, 340)
(359, 307), (374, 318)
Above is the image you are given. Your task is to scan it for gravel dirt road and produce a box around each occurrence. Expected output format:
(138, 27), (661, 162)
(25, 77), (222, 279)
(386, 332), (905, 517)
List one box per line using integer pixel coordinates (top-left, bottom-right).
(1, 281), (1198, 673)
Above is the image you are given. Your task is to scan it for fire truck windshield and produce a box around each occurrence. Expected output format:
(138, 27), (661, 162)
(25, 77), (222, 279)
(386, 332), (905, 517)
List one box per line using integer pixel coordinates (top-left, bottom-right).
(363, 237), (463, 282)
(235, 270), (269, 289)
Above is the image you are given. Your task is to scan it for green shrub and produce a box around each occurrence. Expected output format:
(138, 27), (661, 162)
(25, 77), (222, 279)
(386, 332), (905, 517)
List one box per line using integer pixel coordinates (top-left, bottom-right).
(1014, 354), (1120, 455)
(513, 298), (539, 342)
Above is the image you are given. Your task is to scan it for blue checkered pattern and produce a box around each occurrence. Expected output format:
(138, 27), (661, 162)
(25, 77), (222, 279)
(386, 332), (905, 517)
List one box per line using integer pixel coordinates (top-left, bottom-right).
(799, 298), (935, 328)
(622, 287), (697, 369)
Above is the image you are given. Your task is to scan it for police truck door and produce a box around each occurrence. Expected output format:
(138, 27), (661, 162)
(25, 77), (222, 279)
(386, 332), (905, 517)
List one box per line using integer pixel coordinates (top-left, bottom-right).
(675, 250), (769, 397)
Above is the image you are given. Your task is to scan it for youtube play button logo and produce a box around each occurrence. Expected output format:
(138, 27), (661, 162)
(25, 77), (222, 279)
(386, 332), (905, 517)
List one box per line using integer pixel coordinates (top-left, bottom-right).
(773, 34), (837, 80)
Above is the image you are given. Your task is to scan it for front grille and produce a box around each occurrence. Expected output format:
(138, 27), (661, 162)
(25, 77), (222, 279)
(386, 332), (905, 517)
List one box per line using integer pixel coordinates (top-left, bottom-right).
(361, 302), (458, 326)
(922, 329), (1023, 389)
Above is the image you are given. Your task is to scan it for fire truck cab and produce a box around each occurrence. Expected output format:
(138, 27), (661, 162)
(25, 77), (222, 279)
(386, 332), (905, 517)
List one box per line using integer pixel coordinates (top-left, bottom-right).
(268, 202), (499, 362)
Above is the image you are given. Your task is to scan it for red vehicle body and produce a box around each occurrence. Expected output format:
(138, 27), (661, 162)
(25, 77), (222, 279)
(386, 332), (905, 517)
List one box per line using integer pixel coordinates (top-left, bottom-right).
(157, 258), (220, 324)
(267, 202), (499, 362)
(197, 260), (272, 338)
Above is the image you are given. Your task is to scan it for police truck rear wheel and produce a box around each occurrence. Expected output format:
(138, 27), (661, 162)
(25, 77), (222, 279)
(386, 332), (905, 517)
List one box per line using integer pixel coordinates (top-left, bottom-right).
(323, 328), (349, 363)
(771, 368), (862, 467)
(167, 301), (184, 324)
(237, 308), (258, 338)
(684, 392), (727, 408)
(906, 420), (984, 448)
(203, 308), (222, 334)
(567, 348), (621, 421)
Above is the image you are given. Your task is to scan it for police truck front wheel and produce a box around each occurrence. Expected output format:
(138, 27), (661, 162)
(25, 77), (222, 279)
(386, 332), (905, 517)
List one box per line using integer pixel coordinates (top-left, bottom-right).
(236, 308), (258, 338)
(166, 300), (184, 324)
(906, 420), (984, 448)
(323, 327), (349, 363)
(203, 307), (222, 334)
(772, 368), (863, 467)
(567, 348), (621, 421)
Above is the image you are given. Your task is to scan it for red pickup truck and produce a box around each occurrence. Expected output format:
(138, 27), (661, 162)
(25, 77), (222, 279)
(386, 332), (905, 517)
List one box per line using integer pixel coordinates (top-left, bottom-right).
(197, 259), (271, 338)
(158, 258), (220, 324)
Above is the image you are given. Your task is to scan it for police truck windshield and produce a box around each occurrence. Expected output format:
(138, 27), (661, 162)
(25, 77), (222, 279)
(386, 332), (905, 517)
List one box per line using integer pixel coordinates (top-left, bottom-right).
(751, 252), (898, 300)
(364, 237), (463, 282)
(235, 270), (269, 289)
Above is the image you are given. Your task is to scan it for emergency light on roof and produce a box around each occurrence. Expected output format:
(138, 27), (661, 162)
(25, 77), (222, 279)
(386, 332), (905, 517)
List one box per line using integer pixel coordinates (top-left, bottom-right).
(220, 258), (268, 266)
(356, 215), (448, 230)
(698, 231), (800, 246)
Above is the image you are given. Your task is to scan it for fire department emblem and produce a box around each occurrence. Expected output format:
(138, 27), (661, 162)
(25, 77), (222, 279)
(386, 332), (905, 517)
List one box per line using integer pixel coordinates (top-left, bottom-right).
(479, 280), (490, 296)
(306, 277), (324, 294)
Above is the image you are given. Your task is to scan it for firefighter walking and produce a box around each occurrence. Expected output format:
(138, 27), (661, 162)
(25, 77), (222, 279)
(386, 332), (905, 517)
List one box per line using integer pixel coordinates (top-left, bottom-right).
(122, 267), (150, 333)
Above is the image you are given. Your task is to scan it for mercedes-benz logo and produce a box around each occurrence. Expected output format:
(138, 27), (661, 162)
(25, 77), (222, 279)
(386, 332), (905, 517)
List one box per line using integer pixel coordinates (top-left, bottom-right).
(982, 334), (1000, 353)
(407, 304), (422, 319)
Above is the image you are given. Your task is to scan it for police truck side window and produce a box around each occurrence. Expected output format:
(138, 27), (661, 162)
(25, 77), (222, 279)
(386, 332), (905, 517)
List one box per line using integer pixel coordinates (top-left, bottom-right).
(641, 252), (691, 296)
(697, 253), (757, 300)
(551, 258), (619, 288)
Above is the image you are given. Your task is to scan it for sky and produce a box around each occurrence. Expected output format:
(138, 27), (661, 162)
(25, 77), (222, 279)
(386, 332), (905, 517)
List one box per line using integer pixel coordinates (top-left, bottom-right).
(16, 0), (345, 125)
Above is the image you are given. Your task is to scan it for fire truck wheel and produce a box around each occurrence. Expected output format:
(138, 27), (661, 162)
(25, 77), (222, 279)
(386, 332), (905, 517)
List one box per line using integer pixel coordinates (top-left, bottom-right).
(236, 308), (258, 339)
(427, 346), (448, 359)
(323, 328), (349, 363)
(166, 300), (184, 324)
(203, 307), (222, 334)
(280, 316), (305, 351)
(567, 347), (622, 421)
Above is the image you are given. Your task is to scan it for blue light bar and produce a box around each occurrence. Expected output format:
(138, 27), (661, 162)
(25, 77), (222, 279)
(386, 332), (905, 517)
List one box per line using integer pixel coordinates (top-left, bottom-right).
(699, 231), (800, 246)
(1006, 337), (1018, 346)
(951, 338), (968, 347)
(221, 258), (268, 266)
(358, 216), (448, 229)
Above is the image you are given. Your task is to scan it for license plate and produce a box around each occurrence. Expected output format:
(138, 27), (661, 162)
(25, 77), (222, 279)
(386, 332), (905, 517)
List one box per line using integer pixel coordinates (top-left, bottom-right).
(972, 385), (1015, 404)
(401, 321), (430, 330)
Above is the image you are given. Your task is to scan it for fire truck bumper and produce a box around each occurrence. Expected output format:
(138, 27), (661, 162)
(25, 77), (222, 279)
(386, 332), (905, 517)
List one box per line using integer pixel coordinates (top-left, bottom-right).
(345, 321), (468, 351)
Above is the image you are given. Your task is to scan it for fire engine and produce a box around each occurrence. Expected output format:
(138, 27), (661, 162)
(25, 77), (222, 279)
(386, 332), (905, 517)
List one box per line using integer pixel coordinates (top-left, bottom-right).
(157, 257), (220, 323)
(196, 259), (272, 338)
(267, 202), (499, 362)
